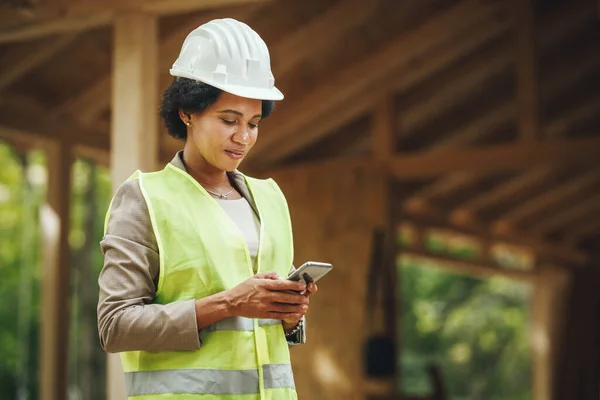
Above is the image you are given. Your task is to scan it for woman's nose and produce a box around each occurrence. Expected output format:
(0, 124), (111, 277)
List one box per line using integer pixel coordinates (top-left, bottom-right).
(233, 129), (250, 145)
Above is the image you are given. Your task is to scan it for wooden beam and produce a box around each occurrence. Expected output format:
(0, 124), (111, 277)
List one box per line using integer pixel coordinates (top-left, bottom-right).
(400, 250), (538, 283)
(400, 202), (587, 265)
(265, 137), (600, 181)
(0, 11), (111, 45)
(372, 98), (396, 162)
(494, 168), (600, 229)
(403, 48), (600, 203)
(0, 95), (110, 150)
(528, 192), (600, 235)
(270, 0), (378, 78)
(247, 2), (590, 169)
(402, 5), (591, 204)
(390, 137), (600, 179)
(452, 166), (554, 214)
(287, 15), (510, 163)
(39, 141), (72, 400)
(107, 12), (160, 399)
(58, 5), (259, 125)
(246, 0), (501, 167)
(408, 173), (482, 202)
(447, 91), (600, 219)
(545, 97), (600, 139)
(400, 40), (511, 136)
(0, 0), (270, 44)
(514, 0), (539, 142)
(564, 218), (600, 244)
(0, 34), (77, 91)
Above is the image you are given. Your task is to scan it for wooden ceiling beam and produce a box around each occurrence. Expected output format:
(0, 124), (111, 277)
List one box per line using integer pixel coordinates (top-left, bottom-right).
(280, 16), (510, 163)
(0, 94), (182, 164)
(58, 6), (259, 125)
(250, 2), (590, 170)
(262, 137), (600, 180)
(270, 0), (379, 78)
(450, 95), (600, 215)
(452, 166), (554, 215)
(399, 200), (588, 265)
(564, 218), (600, 245)
(545, 97), (600, 138)
(403, 5), (592, 204)
(0, 95), (109, 150)
(513, 0), (539, 142)
(493, 168), (600, 230)
(246, 0), (501, 168)
(0, 34), (77, 91)
(389, 137), (600, 179)
(399, 42), (511, 135)
(0, 0), (270, 44)
(527, 191), (600, 236)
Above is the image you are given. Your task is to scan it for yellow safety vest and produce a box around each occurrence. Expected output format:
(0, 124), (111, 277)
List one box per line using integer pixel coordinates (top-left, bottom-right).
(109, 164), (297, 400)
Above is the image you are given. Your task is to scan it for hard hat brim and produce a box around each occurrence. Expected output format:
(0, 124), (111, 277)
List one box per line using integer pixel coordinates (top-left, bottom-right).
(170, 70), (284, 101)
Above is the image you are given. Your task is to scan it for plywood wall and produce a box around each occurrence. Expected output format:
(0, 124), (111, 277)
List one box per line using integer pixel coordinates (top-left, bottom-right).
(270, 165), (387, 400)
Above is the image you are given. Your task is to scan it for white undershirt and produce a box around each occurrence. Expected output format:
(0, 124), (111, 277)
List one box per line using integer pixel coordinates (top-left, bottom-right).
(215, 197), (261, 271)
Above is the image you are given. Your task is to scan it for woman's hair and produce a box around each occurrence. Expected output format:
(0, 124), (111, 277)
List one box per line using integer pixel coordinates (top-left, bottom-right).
(159, 77), (276, 140)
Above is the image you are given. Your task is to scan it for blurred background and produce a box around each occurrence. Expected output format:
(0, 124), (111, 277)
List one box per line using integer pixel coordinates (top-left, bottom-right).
(0, 0), (599, 399)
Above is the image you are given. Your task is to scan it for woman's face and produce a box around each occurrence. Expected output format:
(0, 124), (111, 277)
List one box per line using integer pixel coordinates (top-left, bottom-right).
(183, 92), (262, 172)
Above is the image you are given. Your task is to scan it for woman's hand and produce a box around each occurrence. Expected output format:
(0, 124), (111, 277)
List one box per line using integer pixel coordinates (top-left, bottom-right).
(225, 271), (309, 321)
(282, 280), (318, 332)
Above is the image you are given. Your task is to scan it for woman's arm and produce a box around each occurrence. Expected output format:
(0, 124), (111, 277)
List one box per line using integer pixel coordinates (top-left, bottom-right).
(98, 179), (309, 353)
(98, 179), (203, 353)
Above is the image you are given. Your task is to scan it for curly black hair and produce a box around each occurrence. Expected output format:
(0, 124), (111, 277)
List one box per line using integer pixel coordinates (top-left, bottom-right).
(159, 77), (276, 141)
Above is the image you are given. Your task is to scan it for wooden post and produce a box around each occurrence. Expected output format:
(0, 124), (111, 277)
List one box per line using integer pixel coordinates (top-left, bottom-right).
(531, 267), (571, 400)
(514, 0), (539, 142)
(364, 97), (398, 398)
(39, 141), (72, 400)
(107, 11), (159, 400)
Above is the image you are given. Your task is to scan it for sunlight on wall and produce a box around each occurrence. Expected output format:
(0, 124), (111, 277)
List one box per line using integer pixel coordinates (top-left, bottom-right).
(531, 326), (549, 354)
(313, 347), (352, 391)
(40, 204), (59, 252)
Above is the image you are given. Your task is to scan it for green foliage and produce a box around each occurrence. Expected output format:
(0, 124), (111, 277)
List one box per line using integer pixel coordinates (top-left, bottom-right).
(0, 141), (110, 399)
(399, 258), (532, 400)
(0, 142), (44, 399)
(68, 159), (111, 400)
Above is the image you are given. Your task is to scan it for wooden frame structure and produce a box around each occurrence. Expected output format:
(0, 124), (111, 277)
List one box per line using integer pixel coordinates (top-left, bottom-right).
(1, 0), (598, 399)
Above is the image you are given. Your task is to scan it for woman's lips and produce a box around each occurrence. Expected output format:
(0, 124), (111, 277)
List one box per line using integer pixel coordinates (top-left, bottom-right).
(224, 150), (244, 160)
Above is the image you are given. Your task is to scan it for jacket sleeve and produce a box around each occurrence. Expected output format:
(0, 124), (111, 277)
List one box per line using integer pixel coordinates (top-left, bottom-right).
(285, 265), (307, 346)
(97, 179), (201, 353)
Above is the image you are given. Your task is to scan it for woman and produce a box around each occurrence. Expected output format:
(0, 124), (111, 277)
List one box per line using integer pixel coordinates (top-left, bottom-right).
(97, 18), (317, 400)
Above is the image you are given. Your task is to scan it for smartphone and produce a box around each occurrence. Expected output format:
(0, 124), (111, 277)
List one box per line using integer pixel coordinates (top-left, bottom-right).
(287, 261), (333, 285)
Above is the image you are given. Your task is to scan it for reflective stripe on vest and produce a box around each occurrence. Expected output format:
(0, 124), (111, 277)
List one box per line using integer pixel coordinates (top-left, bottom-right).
(125, 364), (295, 396)
(204, 317), (281, 333)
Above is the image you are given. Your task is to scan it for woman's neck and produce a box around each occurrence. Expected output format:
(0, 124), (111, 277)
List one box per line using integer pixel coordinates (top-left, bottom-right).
(182, 147), (230, 188)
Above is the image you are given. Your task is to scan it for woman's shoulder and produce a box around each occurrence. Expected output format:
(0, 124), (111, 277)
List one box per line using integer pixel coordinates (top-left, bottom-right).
(112, 177), (145, 208)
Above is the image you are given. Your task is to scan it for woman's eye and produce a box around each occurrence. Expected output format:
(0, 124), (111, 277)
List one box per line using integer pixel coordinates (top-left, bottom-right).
(222, 119), (236, 125)
(249, 123), (258, 129)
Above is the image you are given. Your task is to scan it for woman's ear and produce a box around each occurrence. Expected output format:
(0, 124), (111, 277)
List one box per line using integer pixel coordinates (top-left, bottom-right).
(178, 109), (192, 126)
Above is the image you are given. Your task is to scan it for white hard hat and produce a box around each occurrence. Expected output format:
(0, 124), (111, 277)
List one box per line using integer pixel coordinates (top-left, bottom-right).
(170, 18), (283, 101)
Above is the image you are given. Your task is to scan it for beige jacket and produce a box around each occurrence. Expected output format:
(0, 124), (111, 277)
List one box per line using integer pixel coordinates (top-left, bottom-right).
(97, 152), (305, 353)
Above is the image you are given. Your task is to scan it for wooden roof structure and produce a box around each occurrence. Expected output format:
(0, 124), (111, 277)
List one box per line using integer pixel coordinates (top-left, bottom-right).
(1, 1), (599, 399)
(1, 0), (597, 265)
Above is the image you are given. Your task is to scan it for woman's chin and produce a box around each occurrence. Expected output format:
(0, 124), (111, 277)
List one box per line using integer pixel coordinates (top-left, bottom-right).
(215, 158), (242, 172)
